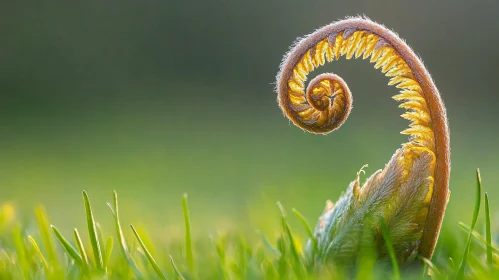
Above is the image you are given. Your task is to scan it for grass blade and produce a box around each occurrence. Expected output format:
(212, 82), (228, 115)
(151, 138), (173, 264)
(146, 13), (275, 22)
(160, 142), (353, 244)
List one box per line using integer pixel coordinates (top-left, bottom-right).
(35, 206), (59, 268)
(380, 218), (400, 280)
(73, 228), (89, 268)
(130, 224), (166, 279)
(277, 202), (303, 277)
(356, 224), (377, 280)
(170, 255), (186, 280)
(105, 236), (114, 268)
(182, 193), (194, 271)
(276, 236), (288, 276)
(458, 222), (499, 254)
(257, 230), (281, 257)
(277, 203), (301, 261)
(107, 191), (144, 279)
(421, 261), (427, 279)
(13, 226), (30, 279)
(456, 169), (482, 279)
(82, 191), (104, 270)
(292, 208), (318, 256)
(108, 191), (128, 254)
(96, 223), (107, 269)
(51, 225), (83, 266)
(449, 257), (455, 271)
(419, 257), (441, 279)
(484, 192), (492, 266)
(28, 236), (49, 273)
(212, 234), (231, 279)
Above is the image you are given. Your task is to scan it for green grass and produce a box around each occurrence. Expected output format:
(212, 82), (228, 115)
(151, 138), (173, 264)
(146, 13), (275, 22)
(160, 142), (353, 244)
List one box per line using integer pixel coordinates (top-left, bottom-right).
(380, 218), (400, 280)
(0, 170), (498, 279)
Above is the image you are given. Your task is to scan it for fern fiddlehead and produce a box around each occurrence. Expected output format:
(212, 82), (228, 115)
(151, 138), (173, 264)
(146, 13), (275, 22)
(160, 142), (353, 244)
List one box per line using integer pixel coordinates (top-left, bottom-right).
(276, 17), (450, 263)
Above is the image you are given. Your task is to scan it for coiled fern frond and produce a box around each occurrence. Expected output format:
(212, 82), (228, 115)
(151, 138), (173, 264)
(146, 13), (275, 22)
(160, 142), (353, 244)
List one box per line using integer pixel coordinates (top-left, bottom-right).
(275, 16), (450, 264)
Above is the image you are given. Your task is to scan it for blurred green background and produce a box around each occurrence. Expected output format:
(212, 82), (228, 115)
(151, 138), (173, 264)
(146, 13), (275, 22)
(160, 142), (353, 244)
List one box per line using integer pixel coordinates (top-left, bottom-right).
(1, 0), (498, 242)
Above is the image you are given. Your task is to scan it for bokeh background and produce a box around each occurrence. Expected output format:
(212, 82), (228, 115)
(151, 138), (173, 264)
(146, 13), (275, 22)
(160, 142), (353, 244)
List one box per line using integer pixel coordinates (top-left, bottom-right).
(1, 0), (498, 244)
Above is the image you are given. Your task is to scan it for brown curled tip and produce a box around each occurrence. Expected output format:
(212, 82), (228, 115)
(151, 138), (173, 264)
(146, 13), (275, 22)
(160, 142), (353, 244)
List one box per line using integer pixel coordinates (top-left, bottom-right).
(302, 73), (352, 133)
(275, 16), (450, 259)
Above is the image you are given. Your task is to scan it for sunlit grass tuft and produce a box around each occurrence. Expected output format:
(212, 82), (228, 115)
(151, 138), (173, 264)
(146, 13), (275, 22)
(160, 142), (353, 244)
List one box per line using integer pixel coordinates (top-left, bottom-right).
(0, 169), (497, 279)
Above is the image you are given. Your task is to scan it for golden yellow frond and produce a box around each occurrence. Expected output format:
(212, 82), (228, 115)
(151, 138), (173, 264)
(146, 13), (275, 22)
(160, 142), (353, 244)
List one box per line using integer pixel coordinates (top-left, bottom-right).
(341, 35), (356, 58)
(312, 41), (323, 67)
(401, 126), (434, 140)
(370, 46), (387, 63)
(396, 79), (421, 91)
(288, 90), (304, 98)
(319, 39), (329, 65)
(346, 32), (364, 59)
(332, 34), (344, 59)
(297, 63), (308, 78)
(363, 35), (378, 59)
(401, 111), (431, 126)
(297, 107), (314, 116)
(289, 94), (306, 105)
(381, 56), (400, 73)
(392, 90), (424, 102)
(388, 75), (409, 86)
(303, 50), (314, 72)
(291, 75), (304, 88)
(288, 80), (303, 93)
(399, 100), (428, 112)
(326, 45), (334, 62)
(374, 49), (395, 69)
(423, 176), (434, 204)
(355, 34), (368, 58)
(385, 63), (411, 77)
(293, 69), (306, 83)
